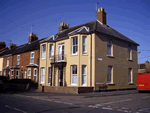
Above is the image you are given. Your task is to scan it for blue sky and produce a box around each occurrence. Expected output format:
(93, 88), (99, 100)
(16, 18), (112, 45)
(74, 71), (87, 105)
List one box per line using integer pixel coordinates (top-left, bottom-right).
(0, 0), (150, 63)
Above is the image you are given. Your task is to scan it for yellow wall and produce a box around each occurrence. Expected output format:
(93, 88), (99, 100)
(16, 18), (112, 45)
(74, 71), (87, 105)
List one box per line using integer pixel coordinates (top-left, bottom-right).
(0, 57), (3, 72)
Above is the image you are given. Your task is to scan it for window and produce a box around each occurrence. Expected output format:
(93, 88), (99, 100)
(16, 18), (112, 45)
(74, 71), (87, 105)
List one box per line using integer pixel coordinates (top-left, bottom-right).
(16, 70), (19, 79)
(128, 45), (132, 60)
(107, 66), (113, 83)
(42, 45), (46, 59)
(71, 65), (77, 85)
(21, 70), (23, 79)
(27, 69), (31, 79)
(82, 65), (87, 86)
(4, 71), (5, 76)
(0, 71), (2, 76)
(41, 68), (45, 83)
(24, 70), (27, 79)
(49, 44), (54, 59)
(6, 57), (9, 66)
(30, 52), (34, 63)
(11, 70), (14, 79)
(72, 37), (78, 55)
(128, 68), (133, 83)
(48, 67), (52, 84)
(82, 36), (87, 54)
(17, 55), (20, 65)
(107, 39), (112, 56)
(34, 68), (37, 82)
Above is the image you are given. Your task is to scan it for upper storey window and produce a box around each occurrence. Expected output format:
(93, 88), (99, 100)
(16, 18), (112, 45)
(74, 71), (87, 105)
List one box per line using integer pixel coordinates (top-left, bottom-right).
(72, 37), (78, 55)
(42, 45), (46, 59)
(30, 52), (34, 63)
(17, 55), (20, 65)
(82, 36), (87, 54)
(6, 57), (9, 66)
(107, 39), (112, 56)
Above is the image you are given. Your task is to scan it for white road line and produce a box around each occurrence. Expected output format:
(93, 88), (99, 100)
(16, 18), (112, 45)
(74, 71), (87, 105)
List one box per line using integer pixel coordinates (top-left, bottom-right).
(142, 96), (150, 98)
(5, 105), (27, 113)
(102, 107), (113, 110)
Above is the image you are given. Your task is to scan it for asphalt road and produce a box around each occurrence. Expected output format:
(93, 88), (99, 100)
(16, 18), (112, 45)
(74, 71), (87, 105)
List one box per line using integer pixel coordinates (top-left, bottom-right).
(0, 94), (121, 113)
(0, 91), (150, 113)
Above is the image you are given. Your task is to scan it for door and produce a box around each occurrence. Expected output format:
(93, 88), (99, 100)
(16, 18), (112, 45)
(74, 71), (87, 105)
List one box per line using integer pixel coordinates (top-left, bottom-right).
(21, 70), (23, 79)
(16, 70), (19, 79)
(7, 71), (10, 79)
(58, 44), (64, 61)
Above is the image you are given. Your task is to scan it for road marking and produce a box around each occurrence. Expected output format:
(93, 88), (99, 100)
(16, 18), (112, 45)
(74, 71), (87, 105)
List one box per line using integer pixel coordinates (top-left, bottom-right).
(102, 107), (113, 110)
(142, 96), (150, 98)
(5, 105), (27, 113)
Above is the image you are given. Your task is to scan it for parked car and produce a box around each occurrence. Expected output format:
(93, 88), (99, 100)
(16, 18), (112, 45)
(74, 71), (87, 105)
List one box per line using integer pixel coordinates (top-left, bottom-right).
(0, 76), (9, 91)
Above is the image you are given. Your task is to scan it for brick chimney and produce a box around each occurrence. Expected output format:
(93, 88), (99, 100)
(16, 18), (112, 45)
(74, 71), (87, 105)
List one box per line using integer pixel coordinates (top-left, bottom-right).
(9, 43), (17, 50)
(59, 22), (69, 33)
(0, 42), (6, 50)
(97, 7), (107, 25)
(28, 33), (38, 44)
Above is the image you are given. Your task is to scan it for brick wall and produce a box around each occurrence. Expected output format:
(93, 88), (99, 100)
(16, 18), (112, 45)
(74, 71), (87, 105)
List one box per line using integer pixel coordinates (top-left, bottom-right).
(38, 86), (94, 94)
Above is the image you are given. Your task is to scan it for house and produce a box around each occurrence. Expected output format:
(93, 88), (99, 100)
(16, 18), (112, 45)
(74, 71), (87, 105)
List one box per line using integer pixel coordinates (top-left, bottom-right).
(138, 61), (150, 73)
(39, 7), (139, 93)
(0, 42), (8, 76)
(0, 33), (45, 82)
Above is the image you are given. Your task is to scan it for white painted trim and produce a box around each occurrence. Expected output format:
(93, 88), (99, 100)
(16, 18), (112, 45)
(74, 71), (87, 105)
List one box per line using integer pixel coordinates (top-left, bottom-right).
(42, 44), (46, 59)
(6, 57), (9, 66)
(71, 65), (77, 85)
(82, 65), (87, 86)
(30, 52), (34, 64)
(72, 37), (78, 55)
(68, 26), (89, 35)
(17, 55), (20, 65)
(16, 70), (19, 79)
(27, 68), (31, 77)
(41, 67), (45, 83)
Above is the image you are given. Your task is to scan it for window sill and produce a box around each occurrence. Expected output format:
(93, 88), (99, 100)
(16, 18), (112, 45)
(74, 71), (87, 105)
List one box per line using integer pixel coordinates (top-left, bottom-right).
(107, 55), (114, 58)
(128, 83), (134, 85)
(127, 58), (133, 61)
(82, 54), (88, 56)
(71, 84), (77, 86)
(107, 83), (115, 85)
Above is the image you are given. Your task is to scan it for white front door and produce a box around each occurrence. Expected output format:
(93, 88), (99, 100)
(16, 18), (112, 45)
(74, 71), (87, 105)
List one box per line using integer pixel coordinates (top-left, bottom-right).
(58, 44), (64, 61)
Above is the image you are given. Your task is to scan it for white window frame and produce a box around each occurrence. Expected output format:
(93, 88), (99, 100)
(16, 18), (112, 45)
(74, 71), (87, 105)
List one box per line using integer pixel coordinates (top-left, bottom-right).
(128, 45), (132, 60)
(16, 70), (19, 79)
(27, 68), (31, 79)
(24, 70), (27, 79)
(82, 65), (87, 86)
(71, 65), (77, 85)
(49, 44), (54, 59)
(107, 39), (112, 56)
(72, 37), (78, 55)
(34, 68), (37, 82)
(128, 68), (133, 83)
(82, 36), (87, 54)
(4, 70), (6, 76)
(107, 66), (113, 84)
(48, 67), (52, 84)
(11, 70), (14, 79)
(6, 57), (9, 66)
(30, 52), (34, 64)
(42, 44), (46, 59)
(41, 67), (45, 83)
(17, 55), (20, 65)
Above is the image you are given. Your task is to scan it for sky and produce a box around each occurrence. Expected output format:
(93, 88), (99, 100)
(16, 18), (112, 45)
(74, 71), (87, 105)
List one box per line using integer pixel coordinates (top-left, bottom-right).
(0, 0), (150, 64)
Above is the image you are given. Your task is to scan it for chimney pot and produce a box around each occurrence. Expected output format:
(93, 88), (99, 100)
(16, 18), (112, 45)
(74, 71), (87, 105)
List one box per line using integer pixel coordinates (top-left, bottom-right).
(59, 22), (69, 33)
(97, 7), (107, 25)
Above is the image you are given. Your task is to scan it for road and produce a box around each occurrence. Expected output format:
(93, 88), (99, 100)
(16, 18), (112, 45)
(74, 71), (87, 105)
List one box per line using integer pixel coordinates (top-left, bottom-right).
(0, 92), (150, 113)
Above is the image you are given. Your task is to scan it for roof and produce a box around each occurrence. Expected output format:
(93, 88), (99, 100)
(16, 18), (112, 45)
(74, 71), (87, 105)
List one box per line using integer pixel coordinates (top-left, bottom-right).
(26, 63), (38, 67)
(0, 37), (47, 57)
(44, 20), (139, 46)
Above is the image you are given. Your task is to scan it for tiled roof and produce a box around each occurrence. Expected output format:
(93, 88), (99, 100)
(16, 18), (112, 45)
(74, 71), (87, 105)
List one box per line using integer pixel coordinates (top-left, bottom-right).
(26, 63), (38, 67)
(44, 20), (139, 46)
(0, 37), (47, 57)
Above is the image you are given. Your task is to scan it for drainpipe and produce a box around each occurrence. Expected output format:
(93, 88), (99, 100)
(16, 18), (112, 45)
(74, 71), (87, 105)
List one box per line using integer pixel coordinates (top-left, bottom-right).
(90, 34), (92, 87)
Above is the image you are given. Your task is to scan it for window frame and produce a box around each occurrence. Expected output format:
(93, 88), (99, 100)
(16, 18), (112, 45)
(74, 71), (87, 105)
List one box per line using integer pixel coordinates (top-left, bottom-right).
(34, 68), (37, 82)
(11, 70), (14, 79)
(24, 70), (27, 79)
(82, 65), (87, 86)
(128, 68), (133, 84)
(4, 70), (5, 76)
(42, 44), (46, 59)
(6, 57), (9, 66)
(107, 39), (113, 56)
(72, 37), (78, 55)
(49, 44), (54, 59)
(16, 70), (19, 79)
(107, 66), (113, 84)
(30, 52), (34, 64)
(71, 65), (77, 85)
(48, 67), (52, 84)
(41, 67), (45, 83)
(27, 68), (31, 79)
(82, 36), (87, 54)
(17, 55), (20, 65)
(128, 45), (132, 60)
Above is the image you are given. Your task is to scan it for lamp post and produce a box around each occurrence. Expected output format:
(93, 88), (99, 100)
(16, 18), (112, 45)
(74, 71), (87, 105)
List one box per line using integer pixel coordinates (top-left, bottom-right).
(138, 51), (141, 69)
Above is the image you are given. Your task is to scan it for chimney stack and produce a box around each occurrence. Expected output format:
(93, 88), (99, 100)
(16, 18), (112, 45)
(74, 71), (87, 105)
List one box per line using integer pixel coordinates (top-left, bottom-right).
(97, 7), (107, 24)
(59, 22), (69, 33)
(28, 33), (38, 44)
(0, 42), (6, 50)
(9, 43), (17, 50)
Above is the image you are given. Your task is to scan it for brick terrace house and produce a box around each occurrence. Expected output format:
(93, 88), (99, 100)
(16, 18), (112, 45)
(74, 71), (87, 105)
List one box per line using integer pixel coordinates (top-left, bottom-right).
(39, 7), (139, 93)
(0, 33), (45, 82)
(0, 42), (8, 76)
